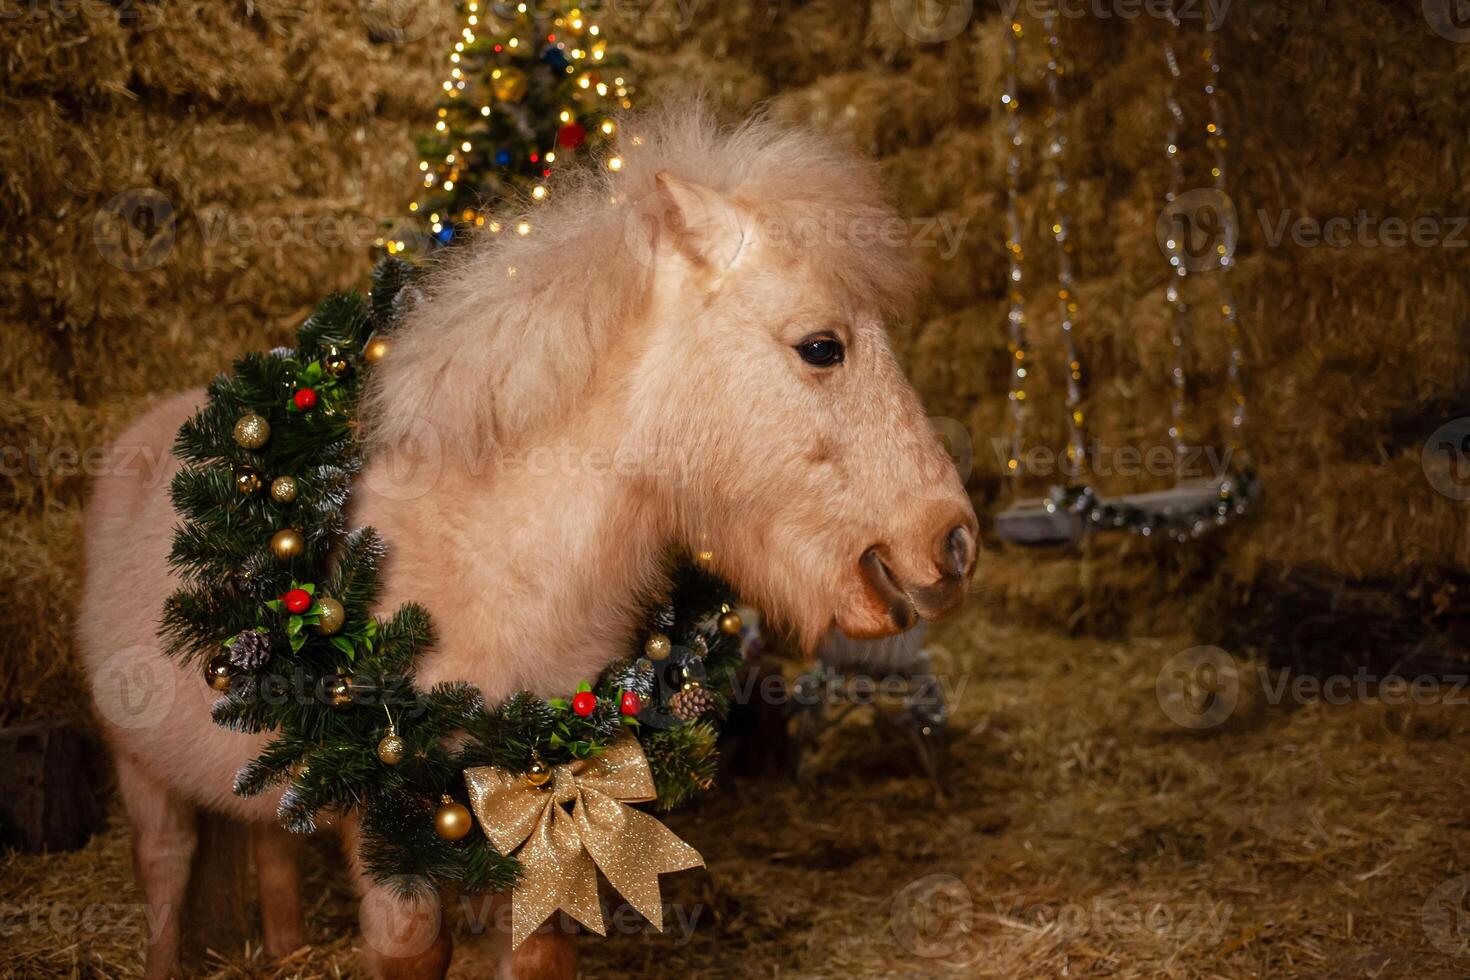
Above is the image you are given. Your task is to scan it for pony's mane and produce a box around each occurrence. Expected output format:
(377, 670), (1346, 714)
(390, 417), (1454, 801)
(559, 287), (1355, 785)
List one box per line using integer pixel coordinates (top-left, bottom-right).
(364, 101), (920, 454)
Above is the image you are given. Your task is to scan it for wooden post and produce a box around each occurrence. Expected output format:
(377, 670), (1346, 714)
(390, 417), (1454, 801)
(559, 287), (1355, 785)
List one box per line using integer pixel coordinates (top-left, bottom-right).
(182, 812), (249, 961)
(0, 719), (105, 852)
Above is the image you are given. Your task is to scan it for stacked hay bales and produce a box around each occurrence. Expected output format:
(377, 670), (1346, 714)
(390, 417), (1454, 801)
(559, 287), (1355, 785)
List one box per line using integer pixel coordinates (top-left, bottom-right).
(3, 1), (1467, 722)
(1, 0), (443, 721)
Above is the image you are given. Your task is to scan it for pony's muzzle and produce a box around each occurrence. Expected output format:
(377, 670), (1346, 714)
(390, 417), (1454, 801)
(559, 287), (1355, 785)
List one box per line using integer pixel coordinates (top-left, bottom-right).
(857, 522), (974, 632)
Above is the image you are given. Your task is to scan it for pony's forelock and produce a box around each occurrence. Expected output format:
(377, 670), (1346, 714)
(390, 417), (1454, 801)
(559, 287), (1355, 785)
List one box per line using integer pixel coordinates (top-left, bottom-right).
(363, 101), (921, 455)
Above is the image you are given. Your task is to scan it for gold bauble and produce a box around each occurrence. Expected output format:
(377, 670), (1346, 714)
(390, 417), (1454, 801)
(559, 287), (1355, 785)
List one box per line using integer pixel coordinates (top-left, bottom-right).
(315, 597), (345, 635)
(233, 413), (271, 449)
(323, 345), (350, 378)
(524, 758), (552, 788)
(644, 632), (672, 660)
(269, 528), (305, 560)
(205, 654), (234, 691)
(377, 729), (406, 766)
(323, 673), (354, 708)
(235, 466), (262, 495)
(363, 336), (391, 365)
(270, 474), (299, 504)
(492, 66), (527, 102)
(718, 611), (743, 636)
(434, 798), (473, 840)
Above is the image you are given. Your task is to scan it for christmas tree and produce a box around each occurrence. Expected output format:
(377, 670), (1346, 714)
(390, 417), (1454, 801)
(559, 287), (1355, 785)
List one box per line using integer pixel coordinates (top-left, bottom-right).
(380, 1), (634, 254)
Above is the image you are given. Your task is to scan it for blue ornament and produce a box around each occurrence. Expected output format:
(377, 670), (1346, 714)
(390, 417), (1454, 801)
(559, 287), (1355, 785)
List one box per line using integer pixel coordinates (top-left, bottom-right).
(541, 46), (570, 70)
(494, 148), (513, 167)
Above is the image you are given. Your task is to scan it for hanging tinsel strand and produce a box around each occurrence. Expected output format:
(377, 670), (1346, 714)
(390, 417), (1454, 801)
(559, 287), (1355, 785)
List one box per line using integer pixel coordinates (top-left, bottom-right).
(1161, 5), (1193, 477)
(1040, 5), (1089, 485)
(1202, 37), (1248, 458)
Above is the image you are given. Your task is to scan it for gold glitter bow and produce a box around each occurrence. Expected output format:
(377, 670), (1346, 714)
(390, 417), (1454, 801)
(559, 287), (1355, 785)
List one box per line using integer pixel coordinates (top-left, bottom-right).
(464, 734), (704, 948)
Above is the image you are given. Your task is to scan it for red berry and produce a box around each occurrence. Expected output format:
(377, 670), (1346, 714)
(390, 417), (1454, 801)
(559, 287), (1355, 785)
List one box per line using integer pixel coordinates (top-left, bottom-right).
(293, 387), (317, 410)
(619, 691), (641, 716)
(282, 588), (311, 614)
(571, 691), (596, 717)
(557, 121), (586, 150)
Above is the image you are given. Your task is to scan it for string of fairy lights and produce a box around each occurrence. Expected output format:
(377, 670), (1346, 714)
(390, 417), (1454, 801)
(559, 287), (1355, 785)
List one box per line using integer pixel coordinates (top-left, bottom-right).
(377, 2), (633, 255)
(1039, 6), (1090, 486)
(1001, 17), (1029, 486)
(1161, 5), (1193, 476)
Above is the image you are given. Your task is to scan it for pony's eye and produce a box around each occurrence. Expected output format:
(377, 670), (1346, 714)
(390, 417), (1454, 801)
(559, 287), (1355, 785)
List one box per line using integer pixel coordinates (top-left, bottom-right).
(795, 335), (845, 368)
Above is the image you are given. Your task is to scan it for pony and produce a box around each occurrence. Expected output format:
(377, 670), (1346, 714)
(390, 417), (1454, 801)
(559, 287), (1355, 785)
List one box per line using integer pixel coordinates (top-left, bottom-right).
(79, 103), (977, 980)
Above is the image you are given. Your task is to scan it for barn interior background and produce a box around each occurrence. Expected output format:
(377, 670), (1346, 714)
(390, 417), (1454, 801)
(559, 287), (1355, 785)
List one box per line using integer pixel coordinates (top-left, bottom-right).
(3, 0), (1469, 976)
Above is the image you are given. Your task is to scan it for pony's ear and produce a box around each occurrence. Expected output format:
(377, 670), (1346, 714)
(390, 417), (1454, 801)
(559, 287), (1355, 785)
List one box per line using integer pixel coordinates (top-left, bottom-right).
(654, 171), (746, 272)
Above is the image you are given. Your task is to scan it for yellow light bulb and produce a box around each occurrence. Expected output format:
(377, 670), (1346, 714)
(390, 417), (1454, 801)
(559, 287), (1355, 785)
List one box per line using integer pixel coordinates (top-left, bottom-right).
(461, 141), (471, 152)
(545, 150), (556, 162)
(607, 156), (622, 172)
(560, 110), (571, 123)
(516, 220), (531, 235)
(532, 185), (547, 200)
(409, 202), (419, 212)
(600, 120), (614, 135)
(443, 180), (454, 190)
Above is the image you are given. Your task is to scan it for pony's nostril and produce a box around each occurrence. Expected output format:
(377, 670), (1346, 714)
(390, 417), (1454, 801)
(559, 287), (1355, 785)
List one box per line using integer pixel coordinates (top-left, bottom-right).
(859, 546), (918, 632)
(939, 524), (975, 578)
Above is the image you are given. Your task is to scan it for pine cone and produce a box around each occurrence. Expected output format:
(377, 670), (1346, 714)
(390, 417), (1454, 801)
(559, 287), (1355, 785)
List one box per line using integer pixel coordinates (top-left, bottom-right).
(668, 684), (716, 722)
(227, 630), (273, 670)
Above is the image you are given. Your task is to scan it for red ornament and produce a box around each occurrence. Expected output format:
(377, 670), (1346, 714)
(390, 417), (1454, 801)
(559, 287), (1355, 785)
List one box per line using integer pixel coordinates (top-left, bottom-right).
(557, 121), (586, 150)
(619, 691), (641, 716)
(293, 387), (317, 410)
(282, 588), (311, 614)
(571, 691), (596, 717)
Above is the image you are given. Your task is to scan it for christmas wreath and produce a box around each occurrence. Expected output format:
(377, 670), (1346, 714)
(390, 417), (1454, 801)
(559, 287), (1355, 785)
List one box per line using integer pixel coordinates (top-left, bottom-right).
(161, 258), (741, 942)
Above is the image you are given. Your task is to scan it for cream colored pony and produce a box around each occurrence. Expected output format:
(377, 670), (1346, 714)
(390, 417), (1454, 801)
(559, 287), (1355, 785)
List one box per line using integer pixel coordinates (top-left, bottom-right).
(79, 104), (977, 980)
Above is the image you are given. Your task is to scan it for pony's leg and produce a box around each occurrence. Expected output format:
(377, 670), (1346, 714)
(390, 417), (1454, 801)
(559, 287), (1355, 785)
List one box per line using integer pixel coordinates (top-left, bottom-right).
(488, 895), (578, 980)
(117, 752), (196, 980)
(251, 821), (306, 957)
(339, 813), (453, 980)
